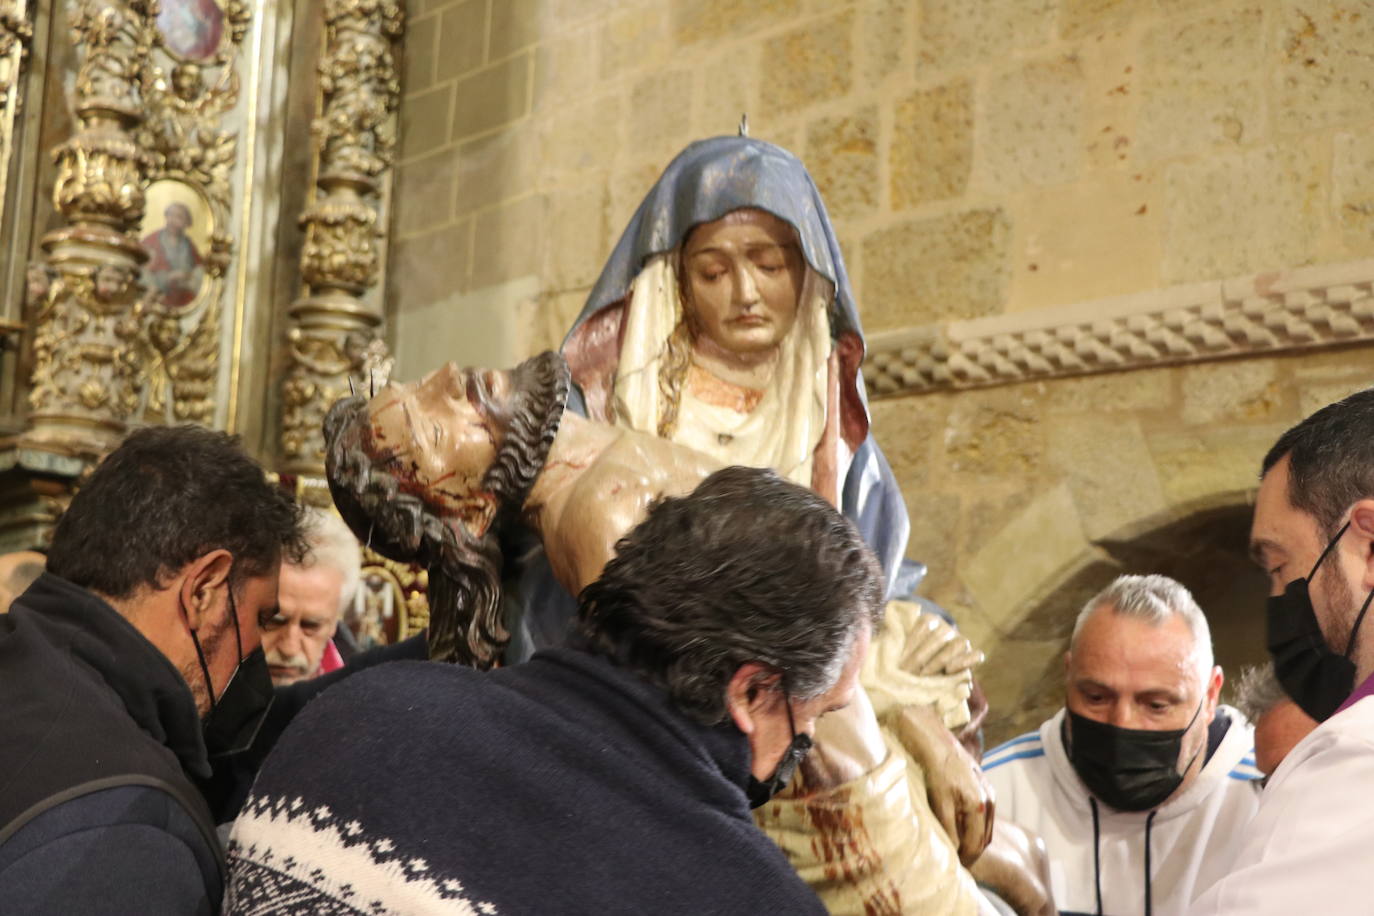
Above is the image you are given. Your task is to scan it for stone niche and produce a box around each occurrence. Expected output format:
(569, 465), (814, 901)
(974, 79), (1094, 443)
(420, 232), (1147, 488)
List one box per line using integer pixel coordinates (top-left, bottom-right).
(980, 499), (1269, 745)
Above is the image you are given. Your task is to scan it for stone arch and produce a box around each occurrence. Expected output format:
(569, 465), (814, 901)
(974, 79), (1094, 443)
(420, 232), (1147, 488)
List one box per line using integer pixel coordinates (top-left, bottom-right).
(980, 488), (1269, 745)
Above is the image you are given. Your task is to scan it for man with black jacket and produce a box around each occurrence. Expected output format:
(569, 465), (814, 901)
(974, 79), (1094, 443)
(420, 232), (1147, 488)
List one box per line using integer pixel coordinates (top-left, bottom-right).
(0, 426), (308, 914)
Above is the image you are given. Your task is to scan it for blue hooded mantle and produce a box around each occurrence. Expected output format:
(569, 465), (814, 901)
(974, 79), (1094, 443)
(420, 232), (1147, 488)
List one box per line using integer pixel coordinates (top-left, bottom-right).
(562, 136), (910, 595)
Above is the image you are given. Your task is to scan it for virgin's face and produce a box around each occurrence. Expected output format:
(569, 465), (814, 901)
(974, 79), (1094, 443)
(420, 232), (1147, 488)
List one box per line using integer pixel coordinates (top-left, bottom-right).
(366, 363), (513, 532)
(681, 208), (805, 356)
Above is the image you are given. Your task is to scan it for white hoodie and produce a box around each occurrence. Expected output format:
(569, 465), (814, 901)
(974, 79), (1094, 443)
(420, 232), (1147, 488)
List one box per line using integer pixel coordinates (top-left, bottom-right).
(984, 706), (1261, 916)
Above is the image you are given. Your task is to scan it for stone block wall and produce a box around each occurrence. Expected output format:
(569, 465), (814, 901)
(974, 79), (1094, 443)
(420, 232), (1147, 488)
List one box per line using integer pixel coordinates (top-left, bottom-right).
(391, 0), (1374, 742)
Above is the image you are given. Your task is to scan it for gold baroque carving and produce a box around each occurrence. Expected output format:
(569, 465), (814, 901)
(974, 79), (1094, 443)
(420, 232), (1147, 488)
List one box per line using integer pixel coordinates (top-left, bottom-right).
(130, 0), (250, 424)
(23, 0), (156, 455)
(280, 0), (404, 474)
(51, 132), (150, 225)
(299, 197), (379, 292)
(314, 0), (403, 185)
(0, 0), (34, 221)
(865, 259), (1374, 397)
(356, 547), (430, 646)
(68, 0), (151, 119)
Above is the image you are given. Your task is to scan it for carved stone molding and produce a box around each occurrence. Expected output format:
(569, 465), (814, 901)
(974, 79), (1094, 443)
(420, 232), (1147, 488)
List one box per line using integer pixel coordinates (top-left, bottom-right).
(280, 0), (403, 474)
(866, 259), (1374, 397)
(22, 0), (155, 457)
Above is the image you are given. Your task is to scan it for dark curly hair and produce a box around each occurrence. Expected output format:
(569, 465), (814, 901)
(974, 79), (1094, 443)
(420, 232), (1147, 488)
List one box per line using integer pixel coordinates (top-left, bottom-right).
(47, 425), (308, 599)
(577, 465), (885, 726)
(325, 350), (570, 667)
(1263, 386), (1374, 536)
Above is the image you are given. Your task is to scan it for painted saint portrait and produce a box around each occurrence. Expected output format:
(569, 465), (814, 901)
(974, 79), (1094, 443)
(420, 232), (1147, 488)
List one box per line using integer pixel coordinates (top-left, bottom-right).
(140, 180), (211, 309)
(156, 0), (225, 61)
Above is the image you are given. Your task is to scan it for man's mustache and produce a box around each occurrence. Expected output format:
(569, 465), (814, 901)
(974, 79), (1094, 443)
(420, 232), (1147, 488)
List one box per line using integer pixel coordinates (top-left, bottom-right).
(265, 649), (311, 675)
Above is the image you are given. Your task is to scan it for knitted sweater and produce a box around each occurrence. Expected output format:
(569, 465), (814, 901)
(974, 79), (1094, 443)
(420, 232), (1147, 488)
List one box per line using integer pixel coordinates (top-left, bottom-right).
(226, 649), (827, 915)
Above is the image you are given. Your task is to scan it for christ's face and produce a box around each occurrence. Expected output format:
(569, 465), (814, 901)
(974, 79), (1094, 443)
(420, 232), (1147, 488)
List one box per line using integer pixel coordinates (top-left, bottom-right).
(363, 364), (516, 537)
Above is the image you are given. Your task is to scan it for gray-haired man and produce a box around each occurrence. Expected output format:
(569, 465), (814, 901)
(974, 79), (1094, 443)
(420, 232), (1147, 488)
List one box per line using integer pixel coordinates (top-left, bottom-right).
(984, 574), (1261, 915)
(262, 508), (362, 686)
(1232, 663), (1317, 778)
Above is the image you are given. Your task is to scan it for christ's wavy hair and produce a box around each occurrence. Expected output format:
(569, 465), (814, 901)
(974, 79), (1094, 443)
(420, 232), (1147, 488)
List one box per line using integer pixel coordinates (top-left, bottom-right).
(577, 465), (884, 725)
(325, 351), (570, 667)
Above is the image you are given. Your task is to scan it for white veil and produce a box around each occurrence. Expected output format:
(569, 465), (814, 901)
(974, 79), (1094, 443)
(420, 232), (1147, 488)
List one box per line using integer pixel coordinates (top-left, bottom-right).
(610, 252), (832, 488)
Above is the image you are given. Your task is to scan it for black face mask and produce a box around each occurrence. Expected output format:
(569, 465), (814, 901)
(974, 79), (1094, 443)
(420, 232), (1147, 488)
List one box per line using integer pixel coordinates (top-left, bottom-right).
(1067, 700), (1203, 812)
(189, 581), (274, 758)
(1267, 521), (1374, 723)
(746, 696), (813, 809)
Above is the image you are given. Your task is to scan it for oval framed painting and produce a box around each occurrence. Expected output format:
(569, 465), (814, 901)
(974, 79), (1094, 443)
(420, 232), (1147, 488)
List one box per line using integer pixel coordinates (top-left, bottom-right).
(156, 0), (226, 62)
(139, 179), (214, 312)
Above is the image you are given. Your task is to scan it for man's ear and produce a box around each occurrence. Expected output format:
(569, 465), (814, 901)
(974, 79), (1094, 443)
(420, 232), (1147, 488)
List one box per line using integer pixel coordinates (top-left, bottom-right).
(1351, 500), (1374, 592)
(177, 549), (234, 631)
(1205, 665), (1224, 720)
(726, 662), (783, 736)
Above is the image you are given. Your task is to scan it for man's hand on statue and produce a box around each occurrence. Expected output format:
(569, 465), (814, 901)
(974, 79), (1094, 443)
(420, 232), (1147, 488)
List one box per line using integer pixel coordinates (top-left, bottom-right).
(794, 685), (887, 792)
(893, 703), (995, 867)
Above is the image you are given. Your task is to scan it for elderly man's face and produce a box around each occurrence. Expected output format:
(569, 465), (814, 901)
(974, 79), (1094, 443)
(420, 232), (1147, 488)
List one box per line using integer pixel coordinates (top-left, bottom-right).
(166, 205), (191, 233)
(1066, 607), (1221, 797)
(263, 562), (343, 686)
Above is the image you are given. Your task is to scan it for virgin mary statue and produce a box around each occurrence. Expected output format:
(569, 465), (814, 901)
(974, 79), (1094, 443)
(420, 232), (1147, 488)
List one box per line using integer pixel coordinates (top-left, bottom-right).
(563, 136), (909, 596)
(557, 137), (1021, 914)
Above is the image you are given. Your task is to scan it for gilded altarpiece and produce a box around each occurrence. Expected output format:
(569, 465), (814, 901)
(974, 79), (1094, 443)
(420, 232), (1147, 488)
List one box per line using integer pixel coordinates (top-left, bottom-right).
(280, 0), (402, 476)
(0, 0), (399, 549)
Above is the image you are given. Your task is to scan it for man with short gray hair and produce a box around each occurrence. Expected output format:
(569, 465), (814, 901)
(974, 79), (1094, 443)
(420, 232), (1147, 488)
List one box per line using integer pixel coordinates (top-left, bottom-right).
(1232, 664), (1317, 778)
(985, 574), (1261, 915)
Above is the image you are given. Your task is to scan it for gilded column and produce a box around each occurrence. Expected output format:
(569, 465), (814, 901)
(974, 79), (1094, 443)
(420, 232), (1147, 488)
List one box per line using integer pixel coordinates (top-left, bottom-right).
(280, 0), (403, 474)
(0, 0), (34, 219)
(22, 0), (152, 458)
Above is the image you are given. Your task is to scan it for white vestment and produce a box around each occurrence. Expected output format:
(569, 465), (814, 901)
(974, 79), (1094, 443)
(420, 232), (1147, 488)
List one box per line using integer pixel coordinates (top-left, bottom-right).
(1188, 695), (1374, 914)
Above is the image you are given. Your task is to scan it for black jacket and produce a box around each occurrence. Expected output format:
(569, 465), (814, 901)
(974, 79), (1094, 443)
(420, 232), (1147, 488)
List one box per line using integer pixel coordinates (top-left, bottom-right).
(0, 573), (224, 914)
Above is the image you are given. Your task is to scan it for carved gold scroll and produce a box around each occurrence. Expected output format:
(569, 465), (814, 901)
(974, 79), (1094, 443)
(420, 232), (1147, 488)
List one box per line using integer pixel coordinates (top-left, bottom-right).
(22, 0), (155, 458)
(280, 0), (403, 474)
